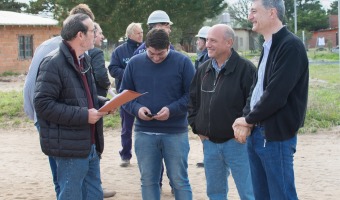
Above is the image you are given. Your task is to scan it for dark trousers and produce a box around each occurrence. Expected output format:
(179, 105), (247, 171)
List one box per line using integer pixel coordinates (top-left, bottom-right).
(119, 107), (135, 160)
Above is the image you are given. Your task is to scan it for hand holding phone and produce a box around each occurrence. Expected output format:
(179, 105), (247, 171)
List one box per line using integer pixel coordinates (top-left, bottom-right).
(144, 112), (156, 118)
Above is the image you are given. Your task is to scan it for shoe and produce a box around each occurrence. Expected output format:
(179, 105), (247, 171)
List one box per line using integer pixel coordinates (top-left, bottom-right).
(196, 162), (204, 168)
(103, 190), (116, 198)
(120, 159), (130, 167)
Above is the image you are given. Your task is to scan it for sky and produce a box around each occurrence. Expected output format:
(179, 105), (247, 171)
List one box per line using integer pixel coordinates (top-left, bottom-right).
(16, 0), (337, 9)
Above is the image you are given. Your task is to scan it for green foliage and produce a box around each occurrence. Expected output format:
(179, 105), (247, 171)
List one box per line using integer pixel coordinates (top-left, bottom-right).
(285, 0), (328, 32)
(103, 111), (120, 129)
(0, 91), (28, 127)
(0, 71), (20, 77)
(0, 0), (28, 12)
(27, 0), (227, 45)
(327, 1), (338, 15)
(307, 49), (340, 61)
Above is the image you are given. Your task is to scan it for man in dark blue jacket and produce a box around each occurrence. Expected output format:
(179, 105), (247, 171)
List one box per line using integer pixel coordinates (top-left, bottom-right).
(233, 0), (309, 199)
(108, 22), (143, 167)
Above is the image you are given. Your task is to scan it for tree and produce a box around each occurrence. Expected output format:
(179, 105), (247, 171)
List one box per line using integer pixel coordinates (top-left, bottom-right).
(27, 0), (227, 46)
(328, 1), (338, 15)
(0, 0), (28, 12)
(227, 0), (252, 28)
(285, 0), (328, 32)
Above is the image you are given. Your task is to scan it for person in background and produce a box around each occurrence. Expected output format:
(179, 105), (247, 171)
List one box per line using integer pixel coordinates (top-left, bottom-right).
(120, 28), (194, 200)
(108, 22), (143, 167)
(193, 25), (211, 168)
(194, 26), (211, 70)
(188, 24), (255, 199)
(133, 10), (173, 55)
(88, 22), (111, 97)
(233, 0), (309, 199)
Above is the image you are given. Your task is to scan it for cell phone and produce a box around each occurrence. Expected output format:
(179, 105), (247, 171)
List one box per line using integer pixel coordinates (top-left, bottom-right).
(144, 112), (156, 118)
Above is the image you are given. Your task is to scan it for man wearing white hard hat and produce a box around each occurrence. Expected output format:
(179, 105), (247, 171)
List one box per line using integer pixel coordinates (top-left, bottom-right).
(195, 26), (211, 70)
(133, 10), (174, 55)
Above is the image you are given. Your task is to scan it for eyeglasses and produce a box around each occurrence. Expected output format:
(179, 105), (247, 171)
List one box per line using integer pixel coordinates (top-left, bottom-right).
(200, 72), (222, 93)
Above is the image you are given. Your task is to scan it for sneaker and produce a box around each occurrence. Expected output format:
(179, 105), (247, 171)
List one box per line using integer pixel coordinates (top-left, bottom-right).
(103, 190), (116, 198)
(120, 159), (130, 167)
(196, 162), (204, 168)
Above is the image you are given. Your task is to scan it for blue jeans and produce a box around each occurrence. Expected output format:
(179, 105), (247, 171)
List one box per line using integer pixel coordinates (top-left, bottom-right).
(54, 144), (103, 200)
(203, 139), (254, 200)
(35, 122), (60, 196)
(119, 107), (135, 160)
(247, 126), (298, 200)
(134, 131), (192, 200)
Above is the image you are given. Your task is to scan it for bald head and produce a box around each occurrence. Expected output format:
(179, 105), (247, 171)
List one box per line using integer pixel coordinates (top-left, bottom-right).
(206, 24), (235, 65)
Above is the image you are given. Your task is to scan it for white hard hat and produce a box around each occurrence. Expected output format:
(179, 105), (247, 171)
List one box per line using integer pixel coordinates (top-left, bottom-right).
(195, 26), (211, 39)
(147, 10), (173, 25)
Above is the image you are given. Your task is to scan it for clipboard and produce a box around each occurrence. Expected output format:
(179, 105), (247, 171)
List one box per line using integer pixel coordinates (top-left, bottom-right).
(98, 90), (146, 112)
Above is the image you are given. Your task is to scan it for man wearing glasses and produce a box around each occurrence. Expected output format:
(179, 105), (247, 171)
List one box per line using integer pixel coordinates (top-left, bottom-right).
(120, 28), (194, 200)
(188, 24), (255, 199)
(34, 14), (112, 199)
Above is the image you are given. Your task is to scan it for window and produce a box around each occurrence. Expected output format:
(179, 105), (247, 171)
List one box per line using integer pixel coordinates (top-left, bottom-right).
(239, 37), (244, 47)
(18, 35), (33, 59)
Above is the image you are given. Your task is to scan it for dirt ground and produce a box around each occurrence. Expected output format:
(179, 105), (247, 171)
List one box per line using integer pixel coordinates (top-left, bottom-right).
(1, 76), (340, 199)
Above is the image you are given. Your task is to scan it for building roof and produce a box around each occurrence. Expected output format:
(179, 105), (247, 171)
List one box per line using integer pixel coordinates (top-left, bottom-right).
(0, 11), (58, 26)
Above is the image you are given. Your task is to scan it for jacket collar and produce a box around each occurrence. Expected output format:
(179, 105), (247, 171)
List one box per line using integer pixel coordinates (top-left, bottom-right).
(205, 48), (240, 75)
(127, 38), (142, 47)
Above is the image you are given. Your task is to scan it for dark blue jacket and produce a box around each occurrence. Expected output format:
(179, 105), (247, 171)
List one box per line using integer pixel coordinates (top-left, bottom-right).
(108, 38), (141, 91)
(194, 48), (210, 70)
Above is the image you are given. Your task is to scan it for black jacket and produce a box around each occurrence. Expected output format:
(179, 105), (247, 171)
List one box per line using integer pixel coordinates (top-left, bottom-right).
(34, 42), (105, 158)
(188, 49), (256, 142)
(243, 26), (309, 141)
(88, 48), (111, 97)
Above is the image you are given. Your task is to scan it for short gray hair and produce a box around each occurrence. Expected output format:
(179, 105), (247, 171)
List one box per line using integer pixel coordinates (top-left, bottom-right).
(252, 0), (285, 22)
(126, 22), (142, 38)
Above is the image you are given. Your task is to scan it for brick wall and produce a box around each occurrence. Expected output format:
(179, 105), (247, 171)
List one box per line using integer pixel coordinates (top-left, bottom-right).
(308, 29), (338, 49)
(0, 25), (60, 74)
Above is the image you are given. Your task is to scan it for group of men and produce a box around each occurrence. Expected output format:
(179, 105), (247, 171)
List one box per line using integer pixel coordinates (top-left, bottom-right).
(23, 0), (309, 199)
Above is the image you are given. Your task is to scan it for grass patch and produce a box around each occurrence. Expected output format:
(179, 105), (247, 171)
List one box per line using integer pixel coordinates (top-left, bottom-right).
(0, 71), (20, 77)
(1, 62), (339, 133)
(0, 91), (30, 128)
(307, 49), (339, 61)
(300, 64), (340, 133)
(0, 90), (121, 129)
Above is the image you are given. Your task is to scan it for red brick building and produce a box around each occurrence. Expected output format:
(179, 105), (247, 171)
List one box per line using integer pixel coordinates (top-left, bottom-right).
(0, 11), (60, 74)
(308, 15), (339, 49)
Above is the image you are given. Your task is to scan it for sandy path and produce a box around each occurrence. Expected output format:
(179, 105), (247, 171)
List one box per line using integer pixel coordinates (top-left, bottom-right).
(0, 127), (339, 200)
